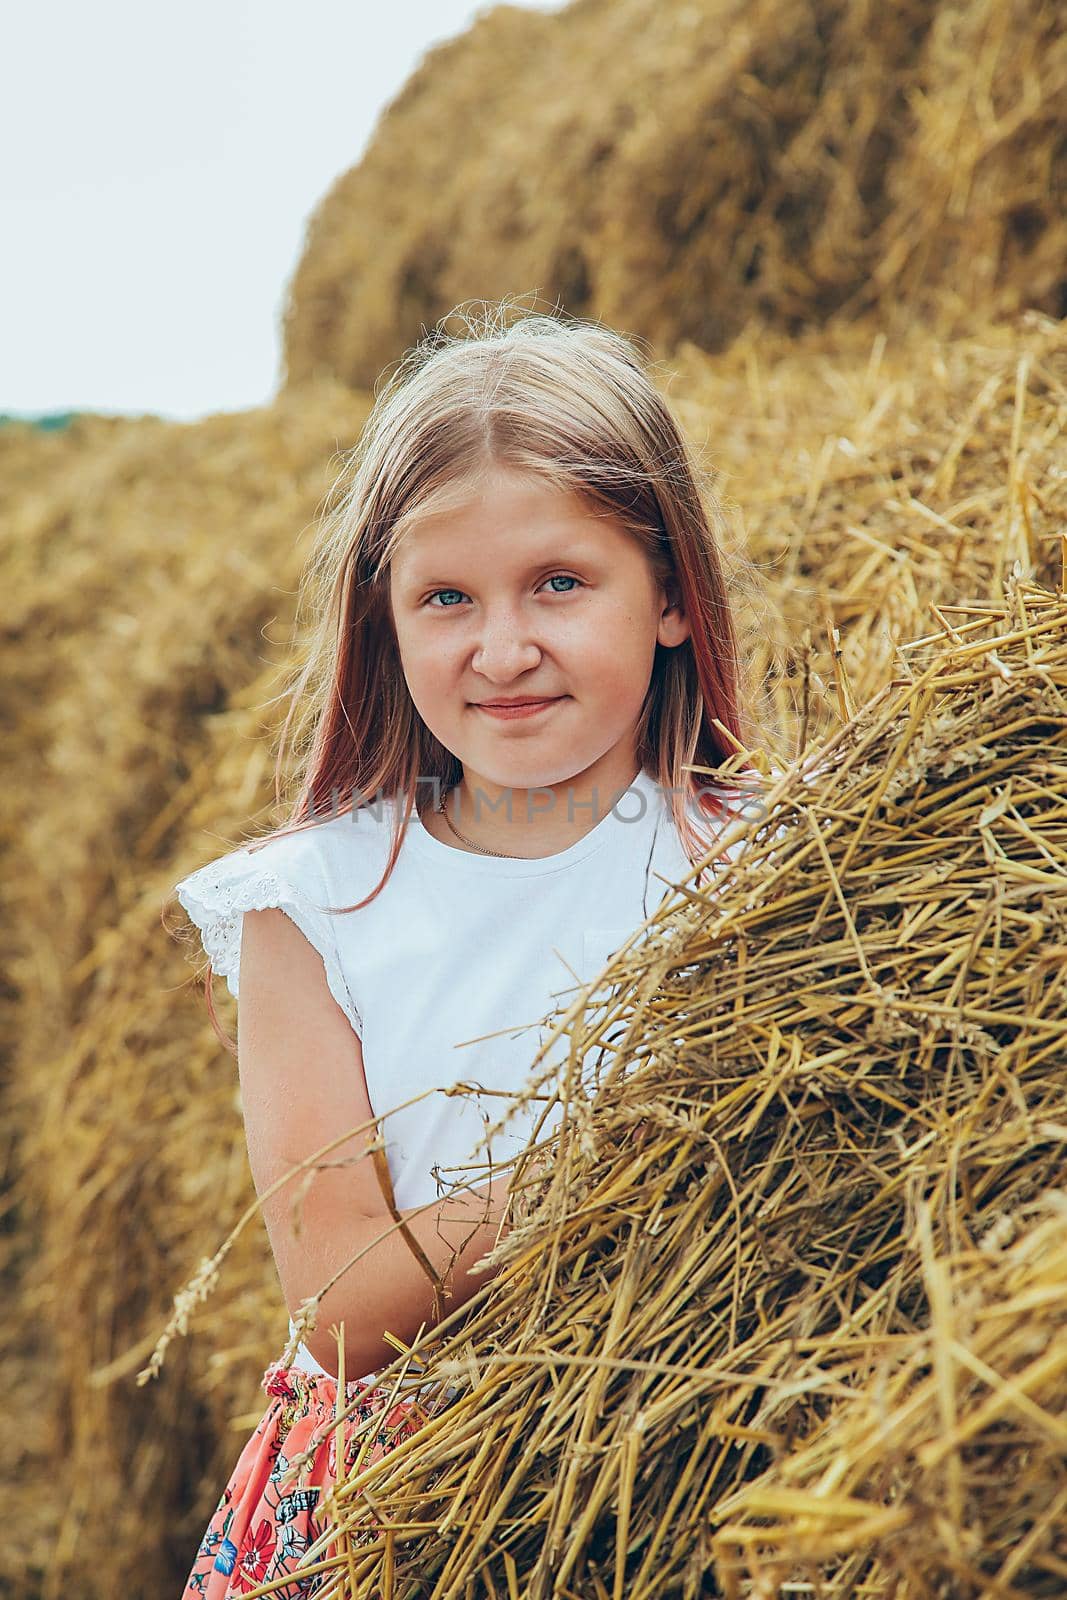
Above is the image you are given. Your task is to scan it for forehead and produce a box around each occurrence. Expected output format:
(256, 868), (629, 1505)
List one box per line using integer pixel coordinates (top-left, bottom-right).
(391, 472), (622, 574)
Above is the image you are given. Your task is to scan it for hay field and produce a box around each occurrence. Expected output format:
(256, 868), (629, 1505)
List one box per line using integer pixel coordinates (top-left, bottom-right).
(242, 578), (1067, 1597)
(282, 0), (1066, 390)
(2, 0), (1064, 1595)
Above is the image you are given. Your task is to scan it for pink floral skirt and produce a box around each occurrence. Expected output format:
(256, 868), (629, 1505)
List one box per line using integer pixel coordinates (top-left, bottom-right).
(183, 1359), (457, 1597)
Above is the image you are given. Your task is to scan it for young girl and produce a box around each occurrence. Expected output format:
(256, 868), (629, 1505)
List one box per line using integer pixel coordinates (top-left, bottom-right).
(173, 303), (767, 1596)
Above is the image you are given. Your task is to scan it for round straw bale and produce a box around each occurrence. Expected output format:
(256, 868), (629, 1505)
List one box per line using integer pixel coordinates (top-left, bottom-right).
(296, 580), (1067, 1596)
(0, 379), (372, 1594)
(282, 0), (1067, 391)
(6, 308), (1065, 1596)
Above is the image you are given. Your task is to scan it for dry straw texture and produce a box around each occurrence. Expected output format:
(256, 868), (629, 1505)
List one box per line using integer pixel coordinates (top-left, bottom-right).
(1, 383), (373, 1593)
(2, 0), (1065, 1592)
(282, 0), (1066, 391)
(4, 311), (1065, 1596)
(198, 577), (1067, 1599)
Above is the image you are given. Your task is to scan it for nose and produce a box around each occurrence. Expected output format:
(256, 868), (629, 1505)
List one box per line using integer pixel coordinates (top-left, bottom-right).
(471, 608), (544, 680)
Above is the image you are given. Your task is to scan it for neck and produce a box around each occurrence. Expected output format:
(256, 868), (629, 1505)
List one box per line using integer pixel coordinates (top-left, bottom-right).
(436, 763), (645, 859)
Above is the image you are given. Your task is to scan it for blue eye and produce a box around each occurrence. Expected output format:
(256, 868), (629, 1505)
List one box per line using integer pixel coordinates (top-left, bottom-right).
(424, 574), (581, 607)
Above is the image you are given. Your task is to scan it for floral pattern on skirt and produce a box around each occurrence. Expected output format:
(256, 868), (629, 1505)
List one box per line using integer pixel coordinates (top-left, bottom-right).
(183, 1358), (456, 1597)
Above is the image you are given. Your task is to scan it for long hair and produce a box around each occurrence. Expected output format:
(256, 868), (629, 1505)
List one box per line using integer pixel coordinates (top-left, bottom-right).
(192, 299), (771, 1027)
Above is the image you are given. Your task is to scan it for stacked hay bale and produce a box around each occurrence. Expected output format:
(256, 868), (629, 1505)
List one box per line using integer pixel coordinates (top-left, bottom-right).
(6, 309), (1064, 1596)
(281, 0), (1066, 391)
(262, 579), (1067, 1597)
(675, 310), (1067, 711)
(0, 383), (372, 1590)
(2, 0), (1065, 1592)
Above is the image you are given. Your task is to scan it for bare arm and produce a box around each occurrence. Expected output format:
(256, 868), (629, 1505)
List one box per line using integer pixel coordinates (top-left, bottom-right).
(238, 906), (521, 1382)
(289, 1171), (514, 1380)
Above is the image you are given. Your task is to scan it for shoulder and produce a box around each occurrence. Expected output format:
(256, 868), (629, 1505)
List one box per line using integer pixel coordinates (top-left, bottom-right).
(174, 821), (329, 913)
(172, 813), (384, 1031)
(695, 762), (786, 816)
(176, 802), (400, 913)
(689, 775), (766, 826)
(171, 825), (333, 980)
(681, 766), (785, 864)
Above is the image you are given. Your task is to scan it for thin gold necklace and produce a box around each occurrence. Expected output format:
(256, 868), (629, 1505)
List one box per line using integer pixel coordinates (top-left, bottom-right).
(436, 782), (518, 858)
(436, 771), (645, 858)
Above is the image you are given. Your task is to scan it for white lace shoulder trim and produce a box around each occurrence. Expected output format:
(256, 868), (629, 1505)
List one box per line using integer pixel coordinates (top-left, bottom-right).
(174, 841), (362, 1035)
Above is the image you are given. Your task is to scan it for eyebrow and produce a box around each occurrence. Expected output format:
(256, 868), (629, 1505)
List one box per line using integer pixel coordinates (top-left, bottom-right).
(402, 545), (600, 587)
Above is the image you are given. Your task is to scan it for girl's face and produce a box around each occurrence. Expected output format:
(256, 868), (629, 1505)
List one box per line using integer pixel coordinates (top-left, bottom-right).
(387, 463), (691, 804)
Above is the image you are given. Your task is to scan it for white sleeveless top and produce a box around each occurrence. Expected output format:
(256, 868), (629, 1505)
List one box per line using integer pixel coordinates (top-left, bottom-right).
(174, 769), (755, 1382)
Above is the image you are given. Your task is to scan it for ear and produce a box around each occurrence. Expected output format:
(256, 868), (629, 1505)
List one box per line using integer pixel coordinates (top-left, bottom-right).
(657, 576), (691, 649)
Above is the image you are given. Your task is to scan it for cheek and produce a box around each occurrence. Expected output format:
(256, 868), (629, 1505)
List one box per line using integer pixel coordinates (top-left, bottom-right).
(571, 603), (656, 668)
(395, 618), (444, 671)
(392, 621), (439, 700)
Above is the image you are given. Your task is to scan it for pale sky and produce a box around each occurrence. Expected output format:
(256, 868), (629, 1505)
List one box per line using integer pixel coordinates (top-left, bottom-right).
(2, 1), (567, 422)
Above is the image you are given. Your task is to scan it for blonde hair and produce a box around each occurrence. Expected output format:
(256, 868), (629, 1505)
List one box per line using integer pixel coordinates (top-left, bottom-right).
(259, 299), (768, 925)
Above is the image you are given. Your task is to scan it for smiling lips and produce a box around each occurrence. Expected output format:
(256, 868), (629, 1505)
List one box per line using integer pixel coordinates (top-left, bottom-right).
(475, 697), (564, 720)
